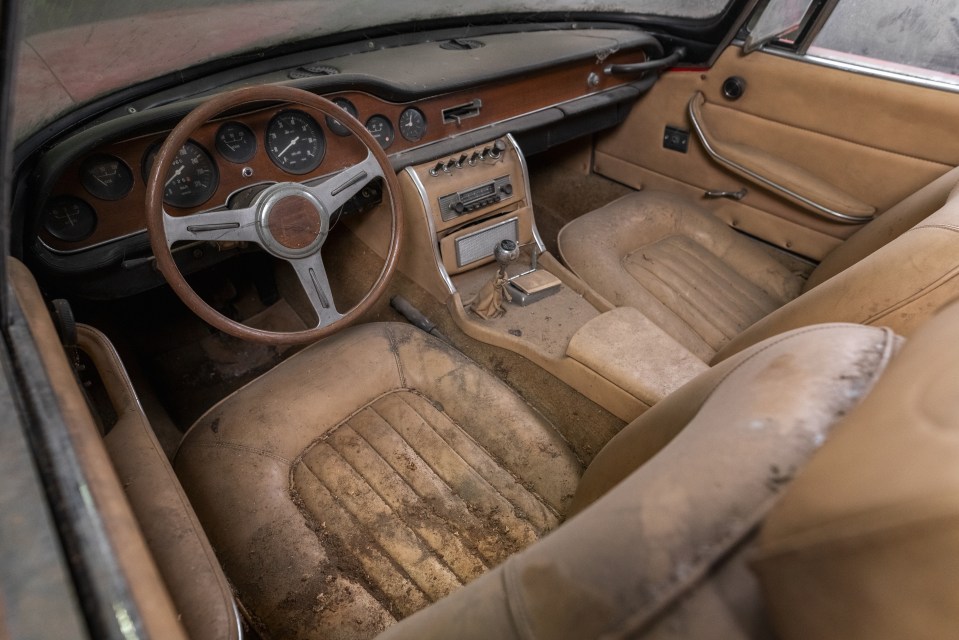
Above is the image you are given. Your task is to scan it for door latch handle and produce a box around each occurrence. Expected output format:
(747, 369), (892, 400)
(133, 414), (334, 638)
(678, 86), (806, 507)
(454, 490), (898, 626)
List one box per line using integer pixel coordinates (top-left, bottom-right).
(704, 187), (747, 200)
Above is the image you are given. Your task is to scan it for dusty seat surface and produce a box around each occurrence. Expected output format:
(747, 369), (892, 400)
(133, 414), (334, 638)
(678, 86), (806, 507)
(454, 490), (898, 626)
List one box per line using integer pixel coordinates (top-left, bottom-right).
(558, 190), (808, 361)
(560, 168), (959, 364)
(175, 323), (582, 639)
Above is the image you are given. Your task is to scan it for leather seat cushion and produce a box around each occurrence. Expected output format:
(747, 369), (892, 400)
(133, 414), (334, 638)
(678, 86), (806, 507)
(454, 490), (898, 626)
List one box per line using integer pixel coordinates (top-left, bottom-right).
(379, 321), (901, 640)
(558, 191), (808, 361)
(175, 323), (582, 640)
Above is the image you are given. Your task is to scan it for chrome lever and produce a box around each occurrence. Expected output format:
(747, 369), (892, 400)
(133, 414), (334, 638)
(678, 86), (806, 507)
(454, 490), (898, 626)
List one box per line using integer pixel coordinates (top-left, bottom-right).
(704, 187), (748, 201)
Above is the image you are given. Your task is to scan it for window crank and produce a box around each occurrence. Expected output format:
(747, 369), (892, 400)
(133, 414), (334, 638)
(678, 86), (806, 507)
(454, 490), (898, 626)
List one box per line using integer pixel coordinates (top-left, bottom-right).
(704, 187), (748, 200)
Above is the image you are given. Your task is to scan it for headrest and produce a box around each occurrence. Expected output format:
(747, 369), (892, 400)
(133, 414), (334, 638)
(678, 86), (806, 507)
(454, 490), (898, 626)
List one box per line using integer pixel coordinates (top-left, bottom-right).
(755, 298), (959, 639)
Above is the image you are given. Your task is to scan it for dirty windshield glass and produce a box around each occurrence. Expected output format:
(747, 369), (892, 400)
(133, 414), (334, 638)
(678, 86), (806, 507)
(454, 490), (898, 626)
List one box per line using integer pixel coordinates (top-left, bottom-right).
(15, 0), (730, 140)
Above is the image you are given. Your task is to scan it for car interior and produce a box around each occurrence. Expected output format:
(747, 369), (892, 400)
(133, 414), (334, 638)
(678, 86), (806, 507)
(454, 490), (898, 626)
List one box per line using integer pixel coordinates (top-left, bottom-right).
(7, 2), (959, 639)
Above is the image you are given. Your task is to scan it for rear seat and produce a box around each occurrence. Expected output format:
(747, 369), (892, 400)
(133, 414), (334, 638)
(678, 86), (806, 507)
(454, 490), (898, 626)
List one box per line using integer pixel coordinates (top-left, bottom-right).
(559, 166), (959, 363)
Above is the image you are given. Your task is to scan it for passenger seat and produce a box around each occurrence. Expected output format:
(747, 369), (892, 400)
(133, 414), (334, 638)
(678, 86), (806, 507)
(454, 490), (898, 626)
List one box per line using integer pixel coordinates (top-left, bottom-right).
(558, 166), (959, 363)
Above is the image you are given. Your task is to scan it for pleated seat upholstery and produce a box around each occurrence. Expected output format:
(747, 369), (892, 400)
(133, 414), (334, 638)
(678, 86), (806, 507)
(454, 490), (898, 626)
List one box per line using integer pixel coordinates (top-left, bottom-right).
(559, 167), (959, 363)
(175, 323), (581, 639)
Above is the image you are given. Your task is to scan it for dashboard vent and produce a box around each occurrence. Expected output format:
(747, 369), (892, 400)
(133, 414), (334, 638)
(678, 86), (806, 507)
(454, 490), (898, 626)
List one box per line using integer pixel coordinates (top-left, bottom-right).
(440, 39), (485, 51)
(288, 64), (340, 80)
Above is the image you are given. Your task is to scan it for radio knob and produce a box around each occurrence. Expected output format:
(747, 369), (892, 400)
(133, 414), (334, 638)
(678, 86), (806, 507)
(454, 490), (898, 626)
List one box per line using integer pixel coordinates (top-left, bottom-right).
(453, 202), (466, 214)
(500, 183), (513, 196)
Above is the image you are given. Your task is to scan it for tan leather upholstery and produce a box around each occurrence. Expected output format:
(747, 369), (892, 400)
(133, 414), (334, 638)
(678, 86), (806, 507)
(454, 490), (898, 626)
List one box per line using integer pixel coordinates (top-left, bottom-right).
(175, 323), (582, 639)
(755, 299), (959, 640)
(77, 325), (240, 640)
(559, 166), (959, 363)
(178, 314), (902, 639)
(378, 322), (899, 639)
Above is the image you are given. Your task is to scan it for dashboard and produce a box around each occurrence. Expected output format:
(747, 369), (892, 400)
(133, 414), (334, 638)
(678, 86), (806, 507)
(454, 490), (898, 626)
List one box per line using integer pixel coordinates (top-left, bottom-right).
(21, 25), (666, 297)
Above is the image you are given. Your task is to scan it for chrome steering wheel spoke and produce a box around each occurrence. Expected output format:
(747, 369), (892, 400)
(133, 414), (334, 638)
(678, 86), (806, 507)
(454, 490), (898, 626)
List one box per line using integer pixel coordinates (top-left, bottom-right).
(305, 150), (383, 215)
(162, 205), (260, 246)
(291, 252), (343, 327)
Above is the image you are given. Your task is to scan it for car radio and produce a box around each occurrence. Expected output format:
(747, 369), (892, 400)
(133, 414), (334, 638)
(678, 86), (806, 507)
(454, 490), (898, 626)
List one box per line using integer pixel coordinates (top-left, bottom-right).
(438, 175), (514, 221)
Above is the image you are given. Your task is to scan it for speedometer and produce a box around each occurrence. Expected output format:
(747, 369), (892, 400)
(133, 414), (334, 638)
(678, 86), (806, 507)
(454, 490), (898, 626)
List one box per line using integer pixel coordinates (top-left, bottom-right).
(266, 110), (325, 174)
(143, 140), (219, 209)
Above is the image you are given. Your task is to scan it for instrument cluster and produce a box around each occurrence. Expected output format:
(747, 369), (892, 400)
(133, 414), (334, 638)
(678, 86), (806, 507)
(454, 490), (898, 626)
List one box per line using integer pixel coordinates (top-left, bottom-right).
(38, 98), (429, 253)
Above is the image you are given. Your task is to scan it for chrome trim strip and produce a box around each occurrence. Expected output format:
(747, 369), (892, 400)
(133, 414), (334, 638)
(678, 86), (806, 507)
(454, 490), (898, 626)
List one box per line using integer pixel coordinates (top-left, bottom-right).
(687, 97), (873, 224)
(453, 215), (519, 267)
(757, 45), (959, 95)
(506, 133), (546, 253)
(404, 166), (456, 295)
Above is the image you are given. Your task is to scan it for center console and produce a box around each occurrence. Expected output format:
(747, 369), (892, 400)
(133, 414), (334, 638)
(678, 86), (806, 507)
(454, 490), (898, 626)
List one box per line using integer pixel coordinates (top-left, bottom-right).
(350, 134), (707, 422)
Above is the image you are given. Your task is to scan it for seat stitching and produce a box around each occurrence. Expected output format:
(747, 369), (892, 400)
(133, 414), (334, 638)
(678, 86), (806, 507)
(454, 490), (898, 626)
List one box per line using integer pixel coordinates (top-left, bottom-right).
(628, 258), (739, 343)
(914, 223), (959, 233)
(295, 457), (431, 604)
(305, 434), (471, 587)
(333, 417), (492, 574)
(393, 391), (562, 522)
(188, 440), (291, 464)
(363, 401), (528, 553)
(667, 237), (779, 311)
(648, 240), (765, 325)
(384, 324), (407, 388)
(863, 267), (959, 325)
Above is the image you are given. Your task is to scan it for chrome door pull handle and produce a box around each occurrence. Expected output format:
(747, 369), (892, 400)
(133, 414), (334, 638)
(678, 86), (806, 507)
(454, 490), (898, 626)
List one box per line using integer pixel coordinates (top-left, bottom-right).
(704, 188), (747, 200)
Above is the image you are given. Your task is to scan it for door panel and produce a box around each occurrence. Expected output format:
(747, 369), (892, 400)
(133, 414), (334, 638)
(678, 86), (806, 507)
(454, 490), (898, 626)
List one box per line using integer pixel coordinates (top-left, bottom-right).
(594, 47), (959, 260)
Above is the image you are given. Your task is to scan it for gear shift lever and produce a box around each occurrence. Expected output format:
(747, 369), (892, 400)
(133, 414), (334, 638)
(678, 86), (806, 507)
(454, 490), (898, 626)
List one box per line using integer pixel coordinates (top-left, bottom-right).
(468, 239), (519, 320)
(494, 239), (520, 270)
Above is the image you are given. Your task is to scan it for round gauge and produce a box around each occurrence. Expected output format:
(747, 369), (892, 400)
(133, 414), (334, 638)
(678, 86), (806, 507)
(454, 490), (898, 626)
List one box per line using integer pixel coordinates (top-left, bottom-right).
(398, 107), (427, 142)
(365, 115), (394, 150)
(80, 154), (133, 201)
(215, 121), (257, 163)
(325, 98), (359, 137)
(143, 140), (219, 209)
(42, 196), (97, 242)
(266, 109), (325, 174)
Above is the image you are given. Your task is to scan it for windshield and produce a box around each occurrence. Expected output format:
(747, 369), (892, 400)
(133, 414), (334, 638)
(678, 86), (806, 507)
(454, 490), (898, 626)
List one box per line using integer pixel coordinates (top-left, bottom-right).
(15, 0), (729, 141)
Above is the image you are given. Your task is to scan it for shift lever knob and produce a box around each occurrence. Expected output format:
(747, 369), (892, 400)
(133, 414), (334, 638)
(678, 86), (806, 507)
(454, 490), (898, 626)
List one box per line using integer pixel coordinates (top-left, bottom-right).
(494, 239), (519, 268)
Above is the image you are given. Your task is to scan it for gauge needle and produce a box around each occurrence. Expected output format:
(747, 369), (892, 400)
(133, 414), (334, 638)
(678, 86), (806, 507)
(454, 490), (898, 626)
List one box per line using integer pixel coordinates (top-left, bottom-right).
(277, 137), (300, 158)
(165, 164), (185, 187)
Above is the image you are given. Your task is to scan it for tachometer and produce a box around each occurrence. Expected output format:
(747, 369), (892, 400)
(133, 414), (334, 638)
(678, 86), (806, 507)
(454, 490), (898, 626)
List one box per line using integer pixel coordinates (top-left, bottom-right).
(42, 196), (97, 242)
(143, 140), (219, 209)
(365, 115), (394, 149)
(266, 110), (325, 174)
(215, 121), (257, 164)
(80, 154), (134, 201)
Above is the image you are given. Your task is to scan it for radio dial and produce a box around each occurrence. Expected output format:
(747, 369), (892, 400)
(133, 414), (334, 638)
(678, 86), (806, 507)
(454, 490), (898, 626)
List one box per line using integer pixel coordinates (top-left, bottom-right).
(500, 184), (513, 196)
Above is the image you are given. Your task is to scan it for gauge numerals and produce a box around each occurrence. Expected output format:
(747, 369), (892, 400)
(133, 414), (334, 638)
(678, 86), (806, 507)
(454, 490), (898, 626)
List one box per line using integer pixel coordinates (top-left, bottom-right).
(266, 110), (325, 174)
(143, 140), (219, 209)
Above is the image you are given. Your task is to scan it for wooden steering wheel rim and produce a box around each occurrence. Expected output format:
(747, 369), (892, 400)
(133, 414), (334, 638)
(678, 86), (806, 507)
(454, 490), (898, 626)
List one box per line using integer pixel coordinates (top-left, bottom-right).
(144, 85), (403, 345)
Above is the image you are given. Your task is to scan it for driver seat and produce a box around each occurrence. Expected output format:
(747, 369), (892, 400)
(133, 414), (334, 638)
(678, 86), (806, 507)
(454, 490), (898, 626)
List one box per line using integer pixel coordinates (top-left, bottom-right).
(176, 314), (904, 639)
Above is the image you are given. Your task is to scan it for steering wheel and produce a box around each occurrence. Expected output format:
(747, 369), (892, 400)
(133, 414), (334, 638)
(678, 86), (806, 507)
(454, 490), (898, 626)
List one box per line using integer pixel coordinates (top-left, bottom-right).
(145, 85), (403, 345)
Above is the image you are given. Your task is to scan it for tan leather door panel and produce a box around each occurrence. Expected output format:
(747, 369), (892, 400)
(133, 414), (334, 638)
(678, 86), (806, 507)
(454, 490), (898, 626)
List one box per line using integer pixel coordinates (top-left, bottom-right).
(594, 47), (959, 260)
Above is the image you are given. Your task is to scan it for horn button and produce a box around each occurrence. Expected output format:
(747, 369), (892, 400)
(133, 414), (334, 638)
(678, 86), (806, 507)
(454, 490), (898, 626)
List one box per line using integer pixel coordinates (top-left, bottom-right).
(256, 184), (329, 258)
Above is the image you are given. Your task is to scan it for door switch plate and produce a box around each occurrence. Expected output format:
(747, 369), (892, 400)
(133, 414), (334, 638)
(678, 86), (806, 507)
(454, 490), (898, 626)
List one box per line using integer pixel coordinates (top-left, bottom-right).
(663, 126), (689, 153)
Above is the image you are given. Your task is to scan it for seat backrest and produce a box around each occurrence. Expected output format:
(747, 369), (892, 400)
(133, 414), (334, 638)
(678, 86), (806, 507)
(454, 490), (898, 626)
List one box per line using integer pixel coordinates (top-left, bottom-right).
(805, 165), (959, 291)
(714, 182), (959, 363)
(755, 295), (959, 640)
(377, 319), (901, 640)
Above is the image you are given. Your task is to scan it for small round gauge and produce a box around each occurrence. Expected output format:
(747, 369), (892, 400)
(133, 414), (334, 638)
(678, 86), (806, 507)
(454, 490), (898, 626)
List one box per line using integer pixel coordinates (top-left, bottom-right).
(365, 115), (394, 150)
(266, 109), (325, 174)
(325, 98), (359, 137)
(142, 140), (219, 209)
(215, 121), (257, 163)
(42, 196), (97, 242)
(80, 154), (134, 201)
(398, 107), (427, 142)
